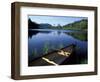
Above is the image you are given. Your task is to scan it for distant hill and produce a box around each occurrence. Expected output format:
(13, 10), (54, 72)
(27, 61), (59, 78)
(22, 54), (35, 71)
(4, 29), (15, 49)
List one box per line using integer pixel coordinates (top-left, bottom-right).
(39, 23), (52, 29)
(28, 18), (53, 29)
(28, 19), (39, 29)
(63, 19), (88, 30)
(28, 18), (88, 30)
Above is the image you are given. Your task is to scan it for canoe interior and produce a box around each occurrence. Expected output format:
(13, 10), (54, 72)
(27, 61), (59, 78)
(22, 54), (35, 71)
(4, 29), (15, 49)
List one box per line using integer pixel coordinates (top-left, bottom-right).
(29, 44), (76, 66)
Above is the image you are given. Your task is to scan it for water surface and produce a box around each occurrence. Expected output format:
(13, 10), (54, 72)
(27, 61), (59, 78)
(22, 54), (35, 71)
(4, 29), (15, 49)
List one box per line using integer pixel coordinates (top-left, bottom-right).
(28, 29), (87, 65)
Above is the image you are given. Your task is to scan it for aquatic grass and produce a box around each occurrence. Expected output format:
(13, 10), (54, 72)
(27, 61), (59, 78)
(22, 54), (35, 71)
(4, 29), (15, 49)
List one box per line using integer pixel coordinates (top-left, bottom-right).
(43, 42), (64, 55)
(43, 42), (49, 54)
(51, 45), (55, 50)
(32, 48), (37, 56)
(59, 44), (64, 49)
(50, 45), (56, 51)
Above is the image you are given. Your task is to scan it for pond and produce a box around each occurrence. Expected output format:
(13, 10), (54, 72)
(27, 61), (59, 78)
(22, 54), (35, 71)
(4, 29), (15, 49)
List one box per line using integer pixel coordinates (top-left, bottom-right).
(28, 29), (88, 65)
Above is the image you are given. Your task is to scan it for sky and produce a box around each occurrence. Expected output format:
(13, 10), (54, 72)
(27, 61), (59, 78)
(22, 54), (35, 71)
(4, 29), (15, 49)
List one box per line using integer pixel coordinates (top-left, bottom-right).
(29, 15), (87, 26)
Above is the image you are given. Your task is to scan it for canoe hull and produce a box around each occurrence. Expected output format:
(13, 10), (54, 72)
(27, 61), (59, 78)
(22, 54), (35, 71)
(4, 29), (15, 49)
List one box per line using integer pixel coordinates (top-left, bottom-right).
(29, 44), (76, 66)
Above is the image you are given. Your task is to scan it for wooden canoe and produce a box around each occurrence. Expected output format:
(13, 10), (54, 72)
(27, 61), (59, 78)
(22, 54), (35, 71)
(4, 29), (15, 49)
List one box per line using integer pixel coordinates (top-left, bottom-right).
(29, 44), (76, 66)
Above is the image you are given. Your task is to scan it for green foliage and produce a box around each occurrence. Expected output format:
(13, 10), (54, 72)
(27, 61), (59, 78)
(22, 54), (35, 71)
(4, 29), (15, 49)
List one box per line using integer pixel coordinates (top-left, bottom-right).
(63, 19), (88, 30)
(43, 43), (65, 54)
(48, 19), (88, 31)
(43, 42), (49, 54)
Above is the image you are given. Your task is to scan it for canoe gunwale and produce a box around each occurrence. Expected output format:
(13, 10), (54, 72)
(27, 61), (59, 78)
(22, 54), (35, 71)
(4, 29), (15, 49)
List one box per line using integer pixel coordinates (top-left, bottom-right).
(29, 44), (76, 65)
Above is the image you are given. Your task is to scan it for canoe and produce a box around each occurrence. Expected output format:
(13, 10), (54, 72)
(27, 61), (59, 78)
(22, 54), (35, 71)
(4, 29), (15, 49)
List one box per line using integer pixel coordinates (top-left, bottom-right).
(29, 44), (76, 66)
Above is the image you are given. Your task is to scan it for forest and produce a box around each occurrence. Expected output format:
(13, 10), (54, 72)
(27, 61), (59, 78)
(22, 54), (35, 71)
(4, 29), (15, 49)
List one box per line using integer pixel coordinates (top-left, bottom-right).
(28, 18), (87, 31)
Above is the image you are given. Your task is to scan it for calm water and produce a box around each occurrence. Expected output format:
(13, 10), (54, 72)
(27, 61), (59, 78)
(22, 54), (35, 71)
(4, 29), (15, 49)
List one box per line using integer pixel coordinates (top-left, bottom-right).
(28, 29), (87, 64)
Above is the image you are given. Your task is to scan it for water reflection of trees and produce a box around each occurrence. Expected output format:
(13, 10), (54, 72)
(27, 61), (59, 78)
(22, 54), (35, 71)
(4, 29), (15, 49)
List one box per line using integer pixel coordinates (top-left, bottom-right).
(65, 32), (87, 41)
(28, 30), (51, 38)
(28, 30), (39, 38)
